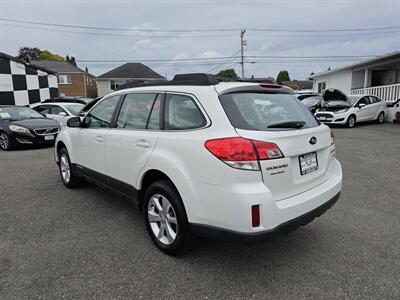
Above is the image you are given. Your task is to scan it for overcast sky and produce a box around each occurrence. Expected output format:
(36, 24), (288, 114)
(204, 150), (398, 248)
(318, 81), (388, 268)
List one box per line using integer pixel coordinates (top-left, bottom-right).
(1, 0), (399, 80)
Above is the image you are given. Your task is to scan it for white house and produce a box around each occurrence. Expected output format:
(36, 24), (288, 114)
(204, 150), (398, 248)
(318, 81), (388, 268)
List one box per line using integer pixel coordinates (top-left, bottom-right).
(309, 51), (400, 121)
(96, 63), (164, 97)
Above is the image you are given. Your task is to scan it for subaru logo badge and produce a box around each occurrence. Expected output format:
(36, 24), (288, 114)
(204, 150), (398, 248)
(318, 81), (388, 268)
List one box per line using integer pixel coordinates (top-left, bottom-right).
(309, 136), (317, 145)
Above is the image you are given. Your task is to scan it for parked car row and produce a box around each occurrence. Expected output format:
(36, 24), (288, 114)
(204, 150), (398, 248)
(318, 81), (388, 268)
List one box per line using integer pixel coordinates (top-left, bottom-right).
(298, 89), (387, 128)
(0, 97), (98, 150)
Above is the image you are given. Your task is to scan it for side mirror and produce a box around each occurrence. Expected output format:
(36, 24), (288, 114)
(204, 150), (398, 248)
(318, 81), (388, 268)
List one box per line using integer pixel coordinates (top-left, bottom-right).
(358, 103), (366, 109)
(58, 112), (67, 116)
(66, 116), (81, 128)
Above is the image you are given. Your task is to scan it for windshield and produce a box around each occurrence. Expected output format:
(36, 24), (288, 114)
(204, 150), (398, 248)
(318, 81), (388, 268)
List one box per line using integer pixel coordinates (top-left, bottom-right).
(302, 97), (321, 106)
(0, 106), (45, 121)
(347, 96), (360, 105)
(64, 104), (85, 115)
(219, 92), (319, 131)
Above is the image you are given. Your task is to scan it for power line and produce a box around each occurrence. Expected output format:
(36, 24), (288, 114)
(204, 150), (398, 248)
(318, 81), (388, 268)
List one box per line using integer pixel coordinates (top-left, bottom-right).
(76, 55), (377, 63)
(205, 49), (242, 73)
(1, 18), (400, 33)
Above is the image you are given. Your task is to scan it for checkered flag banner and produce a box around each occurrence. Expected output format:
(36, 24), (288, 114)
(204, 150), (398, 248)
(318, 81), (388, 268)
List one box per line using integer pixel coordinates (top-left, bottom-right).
(0, 58), (59, 106)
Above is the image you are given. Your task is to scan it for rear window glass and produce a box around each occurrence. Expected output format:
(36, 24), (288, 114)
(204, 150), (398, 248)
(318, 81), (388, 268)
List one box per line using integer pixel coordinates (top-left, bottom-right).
(219, 93), (319, 131)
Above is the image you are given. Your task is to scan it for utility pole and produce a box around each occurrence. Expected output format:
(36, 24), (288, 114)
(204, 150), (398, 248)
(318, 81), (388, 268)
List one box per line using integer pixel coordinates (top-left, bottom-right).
(240, 29), (246, 78)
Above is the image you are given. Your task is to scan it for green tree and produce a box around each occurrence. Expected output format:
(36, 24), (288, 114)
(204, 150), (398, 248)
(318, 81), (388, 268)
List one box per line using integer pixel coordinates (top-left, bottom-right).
(276, 70), (291, 83)
(17, 47), (41, 62)
(37, 50), (64, 61)
(216, 68), (238, 80)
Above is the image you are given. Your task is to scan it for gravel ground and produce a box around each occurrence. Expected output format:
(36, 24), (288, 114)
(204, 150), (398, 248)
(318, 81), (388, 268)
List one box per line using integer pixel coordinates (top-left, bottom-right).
(0, 123), (399, 299)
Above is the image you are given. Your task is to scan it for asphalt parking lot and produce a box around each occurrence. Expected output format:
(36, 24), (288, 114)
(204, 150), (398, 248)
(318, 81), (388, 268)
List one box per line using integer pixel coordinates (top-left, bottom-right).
(1, 123), (399, 299)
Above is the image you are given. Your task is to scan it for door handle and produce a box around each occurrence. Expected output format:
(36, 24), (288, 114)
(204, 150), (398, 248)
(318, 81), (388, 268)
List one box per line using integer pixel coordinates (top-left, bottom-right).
(95, 135), (104, 143)
(136, 139), (151, 148)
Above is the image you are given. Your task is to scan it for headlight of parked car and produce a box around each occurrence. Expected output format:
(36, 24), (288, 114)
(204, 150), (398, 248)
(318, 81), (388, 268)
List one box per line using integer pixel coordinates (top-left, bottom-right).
(9, 125), (31, 134)
(335, 108), (349, 114)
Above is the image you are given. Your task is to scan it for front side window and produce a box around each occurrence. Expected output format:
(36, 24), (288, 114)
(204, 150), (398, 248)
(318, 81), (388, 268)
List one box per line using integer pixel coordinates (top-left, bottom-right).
(33, 105), (51, 114)
(116, 93), (159, 129)
(84, 95), (120, 128)
(357, 97), (370, 106)
(219, 92), (319, 131)
(165, 94), (206, 130)
(58, 74), (71, 84)
(50, 106), (66, 115)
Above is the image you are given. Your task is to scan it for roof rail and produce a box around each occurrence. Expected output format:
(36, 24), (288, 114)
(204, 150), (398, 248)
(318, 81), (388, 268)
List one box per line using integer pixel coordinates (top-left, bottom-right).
(115, 73), (219, 91)
(172, 73), (219, 85)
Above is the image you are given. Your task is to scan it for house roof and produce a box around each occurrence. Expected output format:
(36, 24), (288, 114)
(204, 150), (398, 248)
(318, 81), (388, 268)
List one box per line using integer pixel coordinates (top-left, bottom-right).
(31, 60), (92, 75)
(97, 63), (164, 79)
(0, 52), (57, 75)
(309, 50), (400, 79)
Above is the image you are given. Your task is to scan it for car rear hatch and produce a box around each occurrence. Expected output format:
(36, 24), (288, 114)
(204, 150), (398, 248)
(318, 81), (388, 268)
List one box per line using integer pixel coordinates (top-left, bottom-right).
(236, 126), (332, 200)
(217, 85), (334, 201)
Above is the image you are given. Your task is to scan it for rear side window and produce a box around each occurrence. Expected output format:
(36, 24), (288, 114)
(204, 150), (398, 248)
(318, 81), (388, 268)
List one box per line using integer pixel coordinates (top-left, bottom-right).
(219, 93), (319, 131)
(116, 93), (159, 129)
(165, 94), (206, 130)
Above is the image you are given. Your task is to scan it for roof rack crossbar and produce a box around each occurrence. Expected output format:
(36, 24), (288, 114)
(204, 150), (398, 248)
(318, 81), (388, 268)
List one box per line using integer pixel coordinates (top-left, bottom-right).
(115, 73), (219, 91)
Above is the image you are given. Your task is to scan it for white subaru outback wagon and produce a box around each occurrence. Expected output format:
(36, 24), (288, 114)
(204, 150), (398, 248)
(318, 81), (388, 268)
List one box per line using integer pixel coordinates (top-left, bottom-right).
(55, 74), (342, 255)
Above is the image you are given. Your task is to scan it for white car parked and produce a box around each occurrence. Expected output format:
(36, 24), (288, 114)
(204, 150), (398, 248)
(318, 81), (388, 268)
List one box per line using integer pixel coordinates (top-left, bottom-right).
(315, 89), (387, 128)
(54, 74), (342, 255)
(31, 102), (85, 125)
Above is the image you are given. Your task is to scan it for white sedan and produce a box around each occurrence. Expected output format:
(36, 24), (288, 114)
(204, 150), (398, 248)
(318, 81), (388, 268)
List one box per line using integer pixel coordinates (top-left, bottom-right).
(30, 102), (85, 125)
(315, 91), (387, 128)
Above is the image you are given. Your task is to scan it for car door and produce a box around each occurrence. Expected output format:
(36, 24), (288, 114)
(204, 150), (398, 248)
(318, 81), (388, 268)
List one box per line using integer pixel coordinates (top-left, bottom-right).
(369, 96), (381, 118)
(355, 96), (371, 121)
(73, 95), (121, 182)
(104, 92), (161, 192)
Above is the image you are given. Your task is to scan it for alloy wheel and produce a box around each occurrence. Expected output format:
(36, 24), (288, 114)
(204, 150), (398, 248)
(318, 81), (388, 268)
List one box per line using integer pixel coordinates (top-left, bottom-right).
(378, 113), (384, 123)
(147, 194), (179, 245)
(0, 133), (9, 150)
(348, 117), (355, 128)
(60, 154), (71, 183)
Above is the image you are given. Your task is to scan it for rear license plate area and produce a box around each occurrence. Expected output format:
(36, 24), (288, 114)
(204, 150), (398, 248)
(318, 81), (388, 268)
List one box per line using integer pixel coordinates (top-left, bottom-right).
(299, 152), (319, 175)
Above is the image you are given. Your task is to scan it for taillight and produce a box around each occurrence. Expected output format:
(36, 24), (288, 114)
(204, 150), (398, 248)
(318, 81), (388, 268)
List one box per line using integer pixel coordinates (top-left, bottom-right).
(204, 137), (283, 170)
(330, 129), (335, 145)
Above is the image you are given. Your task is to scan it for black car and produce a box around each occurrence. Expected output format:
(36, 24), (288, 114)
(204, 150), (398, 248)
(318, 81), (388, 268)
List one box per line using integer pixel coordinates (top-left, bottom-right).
(0, 106), (59, 150)
(300, 96), (323, 113)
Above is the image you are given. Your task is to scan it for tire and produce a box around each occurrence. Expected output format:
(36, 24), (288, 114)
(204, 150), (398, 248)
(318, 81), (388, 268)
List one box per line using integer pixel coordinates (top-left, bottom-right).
(143, 180), (192, 256)
(377, 112), (385, 124)
(0, 132), (14, 151)
(58, 148), (82, 188)
(346, 115), (356, 128)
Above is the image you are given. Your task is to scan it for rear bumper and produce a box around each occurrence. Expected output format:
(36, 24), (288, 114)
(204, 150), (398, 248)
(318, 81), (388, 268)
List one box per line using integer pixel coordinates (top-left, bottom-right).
(191, 191), (340, 243)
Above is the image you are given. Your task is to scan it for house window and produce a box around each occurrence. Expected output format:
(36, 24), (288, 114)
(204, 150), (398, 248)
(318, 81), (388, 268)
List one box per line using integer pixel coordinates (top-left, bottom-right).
(85, 75), (93, 86)
(110, 80), (126, 91)
(318, 82), (326, 94)
(58, 74), (72, 84)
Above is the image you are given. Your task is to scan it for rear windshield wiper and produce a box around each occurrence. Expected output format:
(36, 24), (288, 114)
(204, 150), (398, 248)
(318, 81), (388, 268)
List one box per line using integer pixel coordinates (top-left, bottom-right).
(267, 121), (306, 129)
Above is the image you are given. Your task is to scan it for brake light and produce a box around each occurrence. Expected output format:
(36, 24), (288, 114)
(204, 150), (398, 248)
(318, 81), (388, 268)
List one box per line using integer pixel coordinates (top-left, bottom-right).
(204, 137), (283, 170)
(330, 129), (335, 145)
